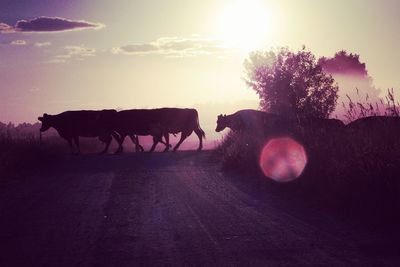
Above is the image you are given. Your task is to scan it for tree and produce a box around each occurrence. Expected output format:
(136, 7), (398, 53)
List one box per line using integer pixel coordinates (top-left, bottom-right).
(244, 47), (339, 118)
(318, 50), (381, 114)
(318, 50), (368, 77)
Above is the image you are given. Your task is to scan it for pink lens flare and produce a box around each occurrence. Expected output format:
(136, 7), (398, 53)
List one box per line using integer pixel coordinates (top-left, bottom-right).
(259, 137), (307, 182)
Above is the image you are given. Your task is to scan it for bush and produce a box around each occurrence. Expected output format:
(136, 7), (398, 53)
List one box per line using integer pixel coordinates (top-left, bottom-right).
(215, 117), (400, 222)
(0, 136), (66, 182)
(214, 130), (264, 175)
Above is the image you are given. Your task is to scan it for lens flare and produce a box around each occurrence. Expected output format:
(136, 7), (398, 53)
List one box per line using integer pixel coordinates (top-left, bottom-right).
(259, 137), (307, 182)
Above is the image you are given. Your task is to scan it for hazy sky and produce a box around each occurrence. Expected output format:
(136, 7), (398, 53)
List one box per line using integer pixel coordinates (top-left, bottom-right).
(0, 0), (399, 123)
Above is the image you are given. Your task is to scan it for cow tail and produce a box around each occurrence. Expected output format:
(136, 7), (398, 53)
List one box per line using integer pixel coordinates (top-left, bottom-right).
(196, 112), (206, 139)
(199, 127), (206, 139)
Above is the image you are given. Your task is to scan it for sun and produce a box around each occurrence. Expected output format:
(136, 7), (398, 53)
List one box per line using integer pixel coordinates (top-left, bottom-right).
(217, 0), (275, 52)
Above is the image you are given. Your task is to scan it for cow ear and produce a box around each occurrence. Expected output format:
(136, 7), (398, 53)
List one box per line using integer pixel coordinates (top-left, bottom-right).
(38, 116), (43, 121)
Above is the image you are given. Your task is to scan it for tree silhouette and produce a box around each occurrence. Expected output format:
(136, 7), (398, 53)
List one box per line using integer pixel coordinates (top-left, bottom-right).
(318, 50), (368, 77)
(318, 50), (381, 113)
(244, 47), (339, 118)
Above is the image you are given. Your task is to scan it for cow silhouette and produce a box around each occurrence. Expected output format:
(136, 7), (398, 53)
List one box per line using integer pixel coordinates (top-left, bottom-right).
(38, 110), (119, 154)
(291, 116), (345, 137)
(346, 116), (400, 149)
(216, 109), (290, 136)
(216, 109), (347, 147)
(113, 108), (205, 152)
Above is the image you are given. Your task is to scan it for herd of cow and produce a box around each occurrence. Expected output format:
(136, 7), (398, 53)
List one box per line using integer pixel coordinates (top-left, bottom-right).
(38, 108), (206, 154)
(38, 108), (400, 154)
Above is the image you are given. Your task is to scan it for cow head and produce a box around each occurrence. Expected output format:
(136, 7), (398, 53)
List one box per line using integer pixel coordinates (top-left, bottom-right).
(216, 114), (228, 132)
(38, 113), (52, 132)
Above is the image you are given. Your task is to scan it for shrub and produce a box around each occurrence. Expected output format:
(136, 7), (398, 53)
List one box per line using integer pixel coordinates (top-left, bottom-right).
(215, 113), (400, 221)
(214, 130), (265, 175)
(0, 136), (66, 182)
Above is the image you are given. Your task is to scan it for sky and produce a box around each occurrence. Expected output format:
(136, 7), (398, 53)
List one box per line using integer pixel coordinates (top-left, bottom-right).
(0, 0), (399, 129)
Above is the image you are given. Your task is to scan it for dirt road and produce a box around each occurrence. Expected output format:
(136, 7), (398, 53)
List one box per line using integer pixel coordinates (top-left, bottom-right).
(0, 151), (399, 266)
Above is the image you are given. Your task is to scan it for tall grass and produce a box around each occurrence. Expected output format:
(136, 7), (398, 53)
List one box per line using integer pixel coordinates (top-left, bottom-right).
(0, 136), (67, 182)
(0, 132), (126, 182)
(215, 90), (400, 222)
(343, 88), (399, 121)
(214, 131), (265, 175)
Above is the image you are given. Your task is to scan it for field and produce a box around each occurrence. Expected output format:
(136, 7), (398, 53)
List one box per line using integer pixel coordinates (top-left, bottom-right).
(215, 118), (400, 223)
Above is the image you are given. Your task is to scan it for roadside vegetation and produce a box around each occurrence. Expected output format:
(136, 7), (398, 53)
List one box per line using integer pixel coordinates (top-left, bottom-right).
(216, 48), (400, 223)
(0, 125), (115, 182)
(0, 136), (61, 182)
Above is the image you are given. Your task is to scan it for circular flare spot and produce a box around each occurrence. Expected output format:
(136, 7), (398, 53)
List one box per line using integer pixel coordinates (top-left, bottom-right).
(259, 137), (307, 182)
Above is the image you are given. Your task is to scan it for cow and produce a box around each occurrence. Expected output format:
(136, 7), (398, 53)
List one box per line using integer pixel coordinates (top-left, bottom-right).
(345, 116), (400, 149)
(291, 116), (346, 137)
(112, 109), (170, 153)
(346, 116), (400, 132)
(288, 116), (347, 154)
(122, 134), (145, 153)
(113, 108), (205, 152)
(38, 110), (119, 154)
(157, 108), (205, 151)
(216, 109), (347, 147)
(216, 109), (286, 134)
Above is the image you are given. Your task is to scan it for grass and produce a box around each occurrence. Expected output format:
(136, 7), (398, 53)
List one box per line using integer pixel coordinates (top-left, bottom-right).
(0, 136), (60, 182)
(343, 88), (400, 122)
(215, 94), (400, 223)
(216, 127), (400, 223)
(214, 130), (264, 175)
(0, 135), (120, 183)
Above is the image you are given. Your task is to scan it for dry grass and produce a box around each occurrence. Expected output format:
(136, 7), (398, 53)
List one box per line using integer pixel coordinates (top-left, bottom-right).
(343, 88), (399, 122)
(215, 100), (400, 222)
(0, 136), (67, 181)
(214, 131), (265, 175)
(0, 135), (118, 182)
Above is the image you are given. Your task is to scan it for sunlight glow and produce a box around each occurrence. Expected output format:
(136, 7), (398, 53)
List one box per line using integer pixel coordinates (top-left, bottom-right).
(259, 137), (307, 182)
(217, 0), (275, 51)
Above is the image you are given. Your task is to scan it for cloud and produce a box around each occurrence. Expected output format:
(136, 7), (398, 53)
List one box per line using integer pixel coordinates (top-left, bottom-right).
(34, 42), (51, 47)
(0, 16), (104, 33)
(112, 36), (230, 57)
(112, 43), (158, 55)
(51, 45), (96, 63)
(0, 23), (14, 33)
(64, 45), (96, 57)
(46, 59), (67, 64)
(10, 39), (27, 45)
(28, 88), (40, 93)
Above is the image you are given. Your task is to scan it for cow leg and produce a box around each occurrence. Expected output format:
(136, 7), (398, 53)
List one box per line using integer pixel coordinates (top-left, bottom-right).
(162, 133), (170, 152)
(137, 136), (144, 152)
(128, 135), (137, 151)
(129, 135), (144, 152)
(149, 135), (161, 152)
(115, 134), (126, 154)
(158, 137), (170, 147)
(111, 131), (121, 148)
(134, 135), (144, 152)
(66, 138), (74, 154)
(194, 128), (204, 151)
(73, 136), (80, 154)
(173, 132), (189, 152)
(99, 135), (112, 154)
